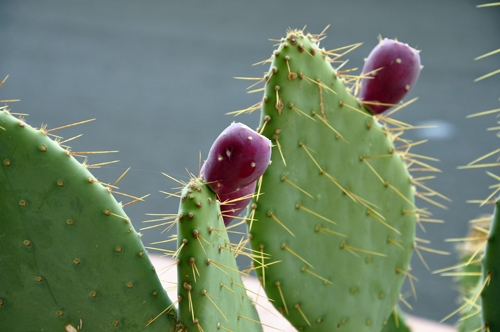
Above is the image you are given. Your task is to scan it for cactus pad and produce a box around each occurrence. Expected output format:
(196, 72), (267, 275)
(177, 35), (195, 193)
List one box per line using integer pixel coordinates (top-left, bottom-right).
(246, 29), (417, 331)
(0, 110), (176, 331)
(175, 176), (261, 331)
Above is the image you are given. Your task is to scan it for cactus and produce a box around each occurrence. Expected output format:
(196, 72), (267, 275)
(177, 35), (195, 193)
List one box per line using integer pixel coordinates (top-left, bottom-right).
(175, 176), (261, 331)
(0, 109), (177, 331)
(481, 206), (500, 331)
(245, 29), (419, 331)
(0, 27), (437, 332)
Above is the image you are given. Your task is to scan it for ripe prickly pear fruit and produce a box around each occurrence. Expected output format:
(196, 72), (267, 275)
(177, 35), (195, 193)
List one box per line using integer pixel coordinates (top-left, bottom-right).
(219, 181), (257, 226)
(202, 122), (272, 195)
(359, 38), (421, 114)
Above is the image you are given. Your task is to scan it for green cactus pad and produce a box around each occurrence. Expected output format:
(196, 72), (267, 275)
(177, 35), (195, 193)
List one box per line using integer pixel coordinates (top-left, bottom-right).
(481, 202), (500, 331)
(0, 110), (176, 331)
(247, 30), (416, 331)
(176, 177), (261, 331)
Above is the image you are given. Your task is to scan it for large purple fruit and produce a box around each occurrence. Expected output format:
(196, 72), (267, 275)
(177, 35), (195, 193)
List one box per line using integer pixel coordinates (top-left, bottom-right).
(358, 38), (421, 114)
(202, 122), (272, 195)
(218, 181), (257, 226)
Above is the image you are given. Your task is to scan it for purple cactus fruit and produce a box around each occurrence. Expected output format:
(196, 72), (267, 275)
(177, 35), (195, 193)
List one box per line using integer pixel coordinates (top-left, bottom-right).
(201, 122), (272, 195)
(358, 38), (421, 114)
(218, 181), (257, 226)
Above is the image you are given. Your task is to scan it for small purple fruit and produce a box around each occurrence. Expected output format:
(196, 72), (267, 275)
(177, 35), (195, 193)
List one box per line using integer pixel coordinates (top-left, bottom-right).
(202, 122), (272, 195)
(218, 181), (257, 226)
(358, 38), (421, 114)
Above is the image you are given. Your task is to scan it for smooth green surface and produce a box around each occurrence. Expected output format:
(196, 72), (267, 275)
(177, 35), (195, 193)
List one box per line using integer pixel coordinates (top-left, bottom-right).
(176, 178), (261, 331)
(247, 30), (416, 331)
(0, 110), (176, 331)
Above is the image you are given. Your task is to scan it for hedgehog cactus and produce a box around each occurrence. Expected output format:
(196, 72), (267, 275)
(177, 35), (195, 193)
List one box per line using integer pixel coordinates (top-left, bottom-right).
(245, 29), (418, 331)
(0, 110), (177, 331)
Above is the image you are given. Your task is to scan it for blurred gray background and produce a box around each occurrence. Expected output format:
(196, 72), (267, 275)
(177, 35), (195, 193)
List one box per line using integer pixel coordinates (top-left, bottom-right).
(1, 0), (499, 325)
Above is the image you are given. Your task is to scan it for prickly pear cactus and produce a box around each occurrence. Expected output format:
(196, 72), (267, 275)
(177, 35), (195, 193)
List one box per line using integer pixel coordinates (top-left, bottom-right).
(0, 109), (177, 331)
(481, 205), (500, 331)
(247, 29), (417, 331)
(175, 176), (261, 331)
